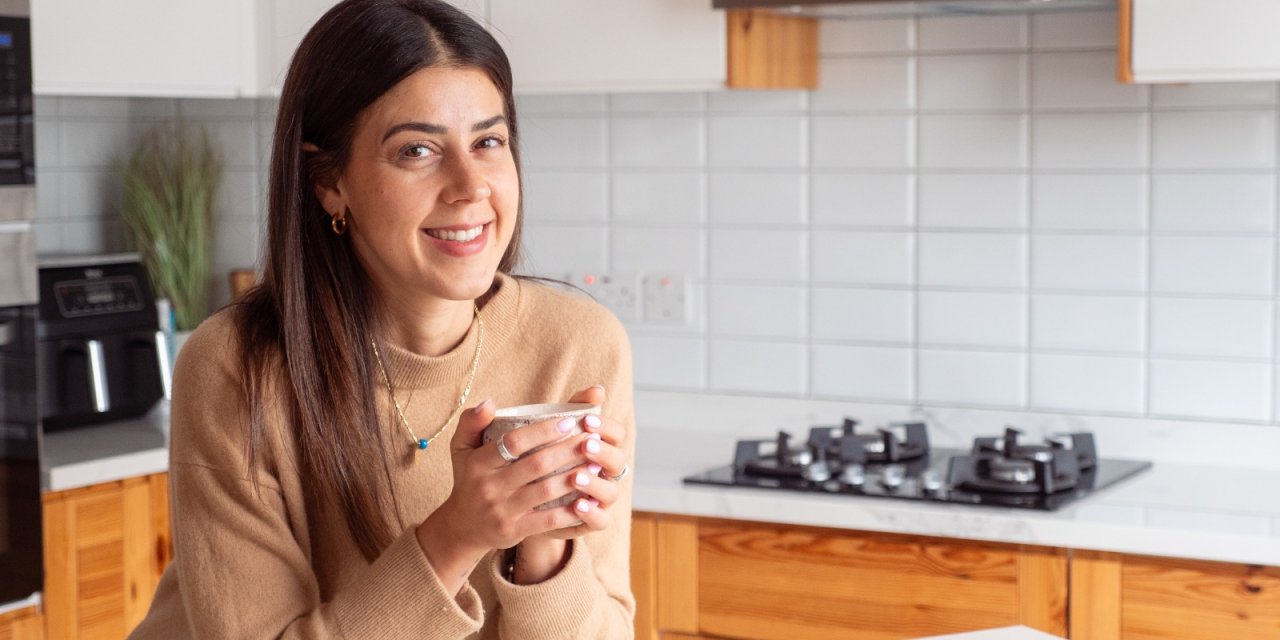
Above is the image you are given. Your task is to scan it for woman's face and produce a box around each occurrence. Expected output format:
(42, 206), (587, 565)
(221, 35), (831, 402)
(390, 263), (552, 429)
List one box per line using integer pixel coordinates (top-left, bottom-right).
(316, 66), (518, 306)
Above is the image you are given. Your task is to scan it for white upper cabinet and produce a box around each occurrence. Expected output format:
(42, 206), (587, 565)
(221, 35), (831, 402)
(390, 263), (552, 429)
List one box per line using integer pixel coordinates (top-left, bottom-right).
(32, 0), (252, 97)
(487, 0), (725, 93)
(1125, 0), (1280, 82)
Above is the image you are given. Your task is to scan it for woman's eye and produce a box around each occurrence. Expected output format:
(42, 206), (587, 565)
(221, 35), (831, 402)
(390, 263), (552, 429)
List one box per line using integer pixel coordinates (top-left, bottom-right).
(402, 144), (434, 159)
(476, 135), (506, 150)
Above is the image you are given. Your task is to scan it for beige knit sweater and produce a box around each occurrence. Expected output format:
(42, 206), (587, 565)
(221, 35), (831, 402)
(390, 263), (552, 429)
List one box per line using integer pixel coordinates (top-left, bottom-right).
(128, 274), (636, 639)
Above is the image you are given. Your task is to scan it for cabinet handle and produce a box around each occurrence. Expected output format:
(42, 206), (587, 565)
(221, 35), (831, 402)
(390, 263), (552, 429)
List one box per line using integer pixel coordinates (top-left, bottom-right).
(86, 338), (111, 412)
(154, 330), (172, 400)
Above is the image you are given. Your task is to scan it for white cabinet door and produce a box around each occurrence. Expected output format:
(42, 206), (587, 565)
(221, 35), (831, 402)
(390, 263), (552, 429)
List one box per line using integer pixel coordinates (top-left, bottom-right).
(488, 0), (725, 93)
(258, 0), (488, 97)
(32, 0), (251, 97)
(1131, 0), (1280, 82)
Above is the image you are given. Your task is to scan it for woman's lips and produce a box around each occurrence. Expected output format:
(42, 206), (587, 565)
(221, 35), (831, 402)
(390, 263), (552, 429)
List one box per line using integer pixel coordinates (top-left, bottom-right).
(423, 222), (490, 257)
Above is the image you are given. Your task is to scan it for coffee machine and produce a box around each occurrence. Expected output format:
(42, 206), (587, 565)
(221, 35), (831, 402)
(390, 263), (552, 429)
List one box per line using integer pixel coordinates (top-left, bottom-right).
(36, 254), (170, 431)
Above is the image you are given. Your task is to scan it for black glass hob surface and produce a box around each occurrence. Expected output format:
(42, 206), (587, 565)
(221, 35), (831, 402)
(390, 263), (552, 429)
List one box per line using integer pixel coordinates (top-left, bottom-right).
(682, 421), (1153, 511)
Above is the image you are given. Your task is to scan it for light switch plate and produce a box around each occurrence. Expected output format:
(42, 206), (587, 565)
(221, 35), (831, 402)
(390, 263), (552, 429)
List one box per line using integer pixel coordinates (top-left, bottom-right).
(642, 273), (690, 325)
(566, 271), (640, 323)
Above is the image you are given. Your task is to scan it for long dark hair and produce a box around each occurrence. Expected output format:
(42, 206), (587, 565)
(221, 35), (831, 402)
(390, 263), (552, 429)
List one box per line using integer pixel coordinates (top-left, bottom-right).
(235, 0), (523, 561)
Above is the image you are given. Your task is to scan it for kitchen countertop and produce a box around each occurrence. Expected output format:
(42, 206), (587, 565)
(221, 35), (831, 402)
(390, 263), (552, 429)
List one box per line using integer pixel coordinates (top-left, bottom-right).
(634, 427), (1280, 566)
(42, 399), (1280, 566)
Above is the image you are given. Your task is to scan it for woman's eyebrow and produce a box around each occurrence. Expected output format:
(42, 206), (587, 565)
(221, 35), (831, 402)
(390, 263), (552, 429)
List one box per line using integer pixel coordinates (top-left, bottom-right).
(381, 115), (507, 142)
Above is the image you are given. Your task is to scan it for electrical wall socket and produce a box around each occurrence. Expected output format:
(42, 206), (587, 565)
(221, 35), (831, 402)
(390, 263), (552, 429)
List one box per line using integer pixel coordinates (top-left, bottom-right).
(566, 271), (640, 323)
(642, 273), (690, 325)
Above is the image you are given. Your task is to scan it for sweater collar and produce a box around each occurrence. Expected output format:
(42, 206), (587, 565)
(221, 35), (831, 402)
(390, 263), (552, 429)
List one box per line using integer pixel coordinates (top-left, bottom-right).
(379, 272), (521, 390)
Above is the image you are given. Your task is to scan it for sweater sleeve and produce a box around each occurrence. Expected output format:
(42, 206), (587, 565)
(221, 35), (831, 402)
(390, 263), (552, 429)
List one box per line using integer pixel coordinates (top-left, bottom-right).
(483, 312), (639, 639)
(133, 317), (485, 640)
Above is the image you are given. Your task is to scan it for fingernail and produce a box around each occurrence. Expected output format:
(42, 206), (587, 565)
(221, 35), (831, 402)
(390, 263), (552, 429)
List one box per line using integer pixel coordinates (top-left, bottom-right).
(588, 497), (600, 506)
(574, 470), (591, 487)
(584, 414), (601, 430)
(591, 384), (605, 392)
(588, 463), (602, 475)
(557, 418), (575, 433)
(473, 399), (492, 414)
(586, 439), (601, 454)
(575, 499), (592, 513)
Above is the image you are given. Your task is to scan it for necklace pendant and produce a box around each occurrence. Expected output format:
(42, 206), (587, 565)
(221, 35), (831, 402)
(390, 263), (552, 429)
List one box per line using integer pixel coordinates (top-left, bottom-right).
(416, 438), (429, 451)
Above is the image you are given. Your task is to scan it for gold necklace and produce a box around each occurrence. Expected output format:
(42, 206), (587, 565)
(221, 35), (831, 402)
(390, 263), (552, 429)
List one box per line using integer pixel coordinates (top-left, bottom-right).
(370, 302), (483, 456)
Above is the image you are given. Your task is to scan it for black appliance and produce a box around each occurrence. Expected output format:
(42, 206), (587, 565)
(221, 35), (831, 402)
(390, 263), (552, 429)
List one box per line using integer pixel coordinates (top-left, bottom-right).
(684, 419), (1152, 511)
(37, 255), (170, 431)
(0, 4), (41, 608)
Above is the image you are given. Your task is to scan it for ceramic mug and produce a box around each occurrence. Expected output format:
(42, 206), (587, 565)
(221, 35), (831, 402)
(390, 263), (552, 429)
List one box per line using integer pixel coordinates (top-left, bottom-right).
(483, 402), (602, 509)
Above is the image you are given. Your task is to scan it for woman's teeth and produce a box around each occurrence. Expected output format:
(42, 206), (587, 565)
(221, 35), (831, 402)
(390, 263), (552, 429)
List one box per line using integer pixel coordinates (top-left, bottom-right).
(426, 225), (483, 242)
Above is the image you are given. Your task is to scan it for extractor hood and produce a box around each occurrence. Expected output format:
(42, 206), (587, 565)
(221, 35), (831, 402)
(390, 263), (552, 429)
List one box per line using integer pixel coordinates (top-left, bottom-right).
(711, 0), (1115, 19)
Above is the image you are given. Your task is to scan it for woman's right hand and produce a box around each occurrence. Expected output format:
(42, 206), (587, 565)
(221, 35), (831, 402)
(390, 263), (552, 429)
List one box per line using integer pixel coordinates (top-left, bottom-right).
(415, 399), (595, 594)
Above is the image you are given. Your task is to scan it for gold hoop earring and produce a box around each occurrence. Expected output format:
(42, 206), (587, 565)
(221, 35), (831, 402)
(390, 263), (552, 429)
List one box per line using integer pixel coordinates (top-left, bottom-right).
(331, 215), (347, 235)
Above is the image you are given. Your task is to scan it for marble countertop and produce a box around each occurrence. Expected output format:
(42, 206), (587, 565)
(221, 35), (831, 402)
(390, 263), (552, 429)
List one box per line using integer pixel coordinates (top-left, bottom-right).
(634, 427), (1280, 566)
(41, 398), (1280, 566)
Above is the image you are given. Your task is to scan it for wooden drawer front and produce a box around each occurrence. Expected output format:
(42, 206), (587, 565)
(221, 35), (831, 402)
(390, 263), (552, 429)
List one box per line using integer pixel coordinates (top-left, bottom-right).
(1122, 557), (1280, 639)
(697, 521), (1065, 640)
(0, 606), (44, 640)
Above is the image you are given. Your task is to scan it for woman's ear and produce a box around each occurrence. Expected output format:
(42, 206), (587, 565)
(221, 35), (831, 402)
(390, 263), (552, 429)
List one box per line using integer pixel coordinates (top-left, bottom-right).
(302, 142), (346, 216)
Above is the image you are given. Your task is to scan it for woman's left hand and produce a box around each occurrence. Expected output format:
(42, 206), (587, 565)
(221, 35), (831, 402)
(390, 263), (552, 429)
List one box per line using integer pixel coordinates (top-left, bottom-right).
(512, 385), (629, 581)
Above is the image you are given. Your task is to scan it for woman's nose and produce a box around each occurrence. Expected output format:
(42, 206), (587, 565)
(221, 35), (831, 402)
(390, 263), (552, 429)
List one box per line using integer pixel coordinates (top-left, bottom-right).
(441, 153), (492, 203)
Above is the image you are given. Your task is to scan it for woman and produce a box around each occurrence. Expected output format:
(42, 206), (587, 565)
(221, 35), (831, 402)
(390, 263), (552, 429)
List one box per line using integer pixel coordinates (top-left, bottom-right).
(128, 1), (636, 637)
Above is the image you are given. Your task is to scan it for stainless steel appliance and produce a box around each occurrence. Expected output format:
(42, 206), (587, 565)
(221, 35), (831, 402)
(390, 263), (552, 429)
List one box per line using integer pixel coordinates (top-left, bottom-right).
(37, 255), (170, 431)
(0, 0), (40, 607)
(684, 420), (1152, 511)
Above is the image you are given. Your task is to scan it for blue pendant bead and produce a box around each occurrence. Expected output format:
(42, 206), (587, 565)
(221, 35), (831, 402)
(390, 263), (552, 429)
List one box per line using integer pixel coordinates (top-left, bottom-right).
(417, 438), (430, 451)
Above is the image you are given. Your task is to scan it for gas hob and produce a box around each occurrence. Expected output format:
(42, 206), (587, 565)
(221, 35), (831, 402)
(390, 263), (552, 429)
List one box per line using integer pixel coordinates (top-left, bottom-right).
(682, 419), (1152, 511)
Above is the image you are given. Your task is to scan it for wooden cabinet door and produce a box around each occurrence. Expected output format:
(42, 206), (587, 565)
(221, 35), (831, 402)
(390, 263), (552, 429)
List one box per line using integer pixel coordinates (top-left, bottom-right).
(1122, 0), (1280, 82)
(692, 520), (1066, 640)
(31, 0), (251, 97)
(0, 607), (44, 640)
(42, 473), (171, 640)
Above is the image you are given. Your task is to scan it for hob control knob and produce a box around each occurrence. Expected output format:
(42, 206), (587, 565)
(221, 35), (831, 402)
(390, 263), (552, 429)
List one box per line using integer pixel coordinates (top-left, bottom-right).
(803, 460), (831, 483)
(920, 469), (944, 493)
(881, 464), (905, 490)
(841, 463), (866, 487)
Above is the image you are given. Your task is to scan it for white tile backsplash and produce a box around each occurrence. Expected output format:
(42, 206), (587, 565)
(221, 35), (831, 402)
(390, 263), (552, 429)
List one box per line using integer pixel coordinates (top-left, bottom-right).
(918, 232), (1027, 288)
(1032, 113), (1148, 170)
(811, 345), (913, 401)
(1152, 82), (1278, 108)
(820, 18), (914, 55)
(811, 115), (914, 170)
(1032, 295), (1146, 354)
(1152, 111), (1277, 170)
(610, 92), (704, 114)
(1031, 174), (1148, 231)
(709, 115), (806, 169)
(811, 231), (913, 286)
(631, 335), (705, 390)
(523, 170), (609, 222)
(612, 172), (704, 224)
(1032, 235), (1147, 292)
(811, 287), (914, 343)
(1151, 174), (1275, 233)
(1030, 354), (1145, 414)
(1031, 11), (1114, 49)
(919, 54), (1027, 110)
(918, 174), (1027, 229)
(709, 172), (806, 226)
(918, 349), (1026, 407)
(1150, 298), (1273, 359)
(1031, 52), (1149, 109)
(919, 114), (1027, 169)
(709, 340), (807, 395)
(710, 229), (806, 282)
(1150, 360), (1272, 422)
(918, 291), (1026, 348)
(1150, 237), (1274, 296)
(709, 284), (806, 339)
(918, 15), (1028, 52)
(519, 117), (607, 169)
(813, 57), (915, 112)
(521, 225), (608, 276)
(810, 173), (914, 227)
(611, 116), (705, 169)
(612, 227), (704, 276)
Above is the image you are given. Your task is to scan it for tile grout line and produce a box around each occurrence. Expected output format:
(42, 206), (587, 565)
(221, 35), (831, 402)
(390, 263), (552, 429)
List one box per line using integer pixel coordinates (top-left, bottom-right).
(1143, 81), (1155, 418)
(1023, 18), (1035, 412)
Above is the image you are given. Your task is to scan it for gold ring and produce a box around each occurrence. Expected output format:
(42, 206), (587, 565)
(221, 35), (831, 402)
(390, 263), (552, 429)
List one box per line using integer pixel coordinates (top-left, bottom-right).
(496, 436), (519, 463)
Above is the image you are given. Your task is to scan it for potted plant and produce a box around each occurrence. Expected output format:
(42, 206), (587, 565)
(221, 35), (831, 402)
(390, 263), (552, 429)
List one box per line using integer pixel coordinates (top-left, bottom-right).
(119, 120), (223, 357)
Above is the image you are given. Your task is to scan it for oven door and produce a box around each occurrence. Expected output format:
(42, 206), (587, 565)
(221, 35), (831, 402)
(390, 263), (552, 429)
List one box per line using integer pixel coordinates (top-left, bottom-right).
(0, 304), (42, 604)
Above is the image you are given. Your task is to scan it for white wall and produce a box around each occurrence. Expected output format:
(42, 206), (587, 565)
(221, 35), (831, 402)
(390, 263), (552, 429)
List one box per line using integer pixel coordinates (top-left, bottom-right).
(34, 9), (1280, 428)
